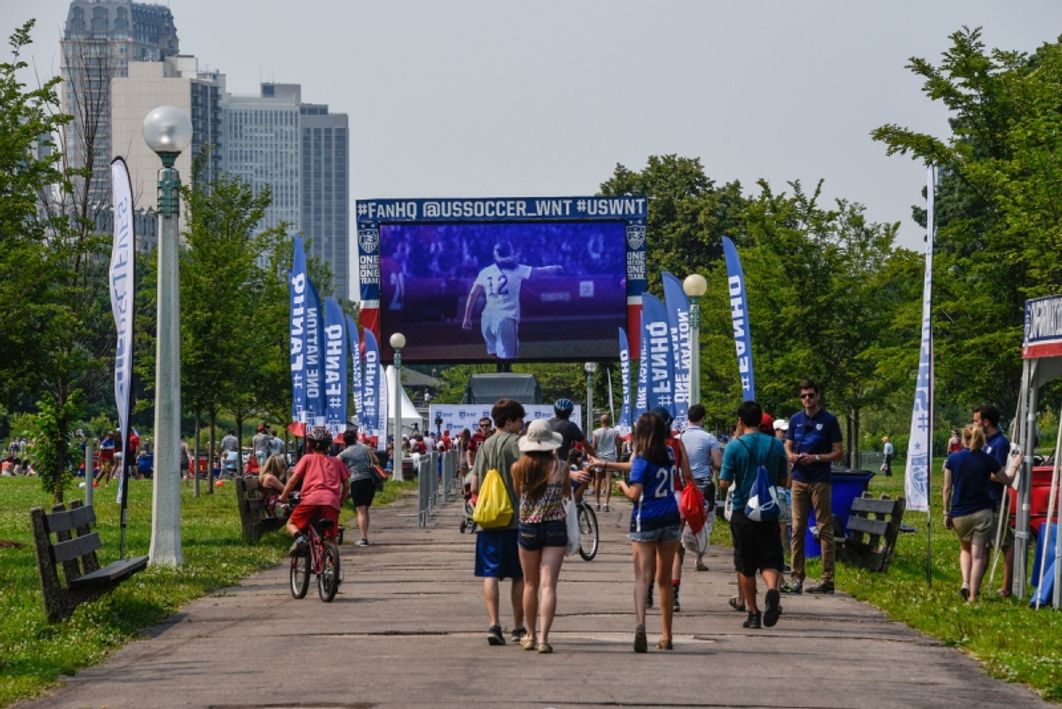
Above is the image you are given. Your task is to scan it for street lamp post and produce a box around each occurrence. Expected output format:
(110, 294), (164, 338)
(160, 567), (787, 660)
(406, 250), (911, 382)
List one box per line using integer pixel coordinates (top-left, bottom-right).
(683, 274), (708, 407)
(584, 362), (598, 434)
(143, 106), (192, 567)
(390, 332), (406, 482)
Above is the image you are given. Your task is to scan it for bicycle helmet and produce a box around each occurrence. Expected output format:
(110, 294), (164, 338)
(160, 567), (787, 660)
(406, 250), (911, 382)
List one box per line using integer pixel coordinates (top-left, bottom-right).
(554, 398), (574, 413)
(307, 425), (332, 450)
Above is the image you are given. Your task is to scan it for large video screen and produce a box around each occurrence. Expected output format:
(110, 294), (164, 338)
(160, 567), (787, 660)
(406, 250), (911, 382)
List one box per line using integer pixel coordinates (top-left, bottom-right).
(379, 221), (627, 362)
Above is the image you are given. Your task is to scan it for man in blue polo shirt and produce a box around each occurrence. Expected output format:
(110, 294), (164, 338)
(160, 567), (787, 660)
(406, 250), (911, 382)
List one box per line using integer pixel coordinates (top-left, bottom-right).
(784, 379), (843, 594)
(973, 404), (1012, 597)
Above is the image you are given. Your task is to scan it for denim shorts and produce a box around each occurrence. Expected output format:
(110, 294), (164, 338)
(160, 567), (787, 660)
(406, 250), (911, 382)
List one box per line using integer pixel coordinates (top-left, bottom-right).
(518, 519), (567, 551)
(629, 524), (681, 543)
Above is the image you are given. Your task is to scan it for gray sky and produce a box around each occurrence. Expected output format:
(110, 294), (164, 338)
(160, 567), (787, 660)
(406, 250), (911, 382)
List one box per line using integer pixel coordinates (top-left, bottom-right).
(7, 1), (1062, 252)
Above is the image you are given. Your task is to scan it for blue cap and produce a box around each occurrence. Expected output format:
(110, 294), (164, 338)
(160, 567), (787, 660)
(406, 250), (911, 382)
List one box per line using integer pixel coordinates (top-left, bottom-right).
(650, 406), (673, 426)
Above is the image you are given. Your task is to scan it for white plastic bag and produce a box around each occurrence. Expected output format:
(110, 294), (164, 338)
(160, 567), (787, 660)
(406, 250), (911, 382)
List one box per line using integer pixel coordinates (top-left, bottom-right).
(564, 497), (581, 557)
(682, 523), (708, 554)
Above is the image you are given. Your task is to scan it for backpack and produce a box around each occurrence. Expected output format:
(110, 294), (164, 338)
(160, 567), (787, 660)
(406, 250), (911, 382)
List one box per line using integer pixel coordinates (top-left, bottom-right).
(738, 437), (781, 522)
(472, 468), (513, 529)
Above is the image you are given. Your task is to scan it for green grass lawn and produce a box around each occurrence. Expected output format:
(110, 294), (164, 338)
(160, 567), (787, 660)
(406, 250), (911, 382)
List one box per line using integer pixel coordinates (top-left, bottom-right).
(711, 464), (1062, 701)
(0, 476), (415, 706)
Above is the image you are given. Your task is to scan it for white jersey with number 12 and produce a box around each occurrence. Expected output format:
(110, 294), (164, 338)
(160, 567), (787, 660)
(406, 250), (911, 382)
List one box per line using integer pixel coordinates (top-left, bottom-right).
(474, 263), (533, 320)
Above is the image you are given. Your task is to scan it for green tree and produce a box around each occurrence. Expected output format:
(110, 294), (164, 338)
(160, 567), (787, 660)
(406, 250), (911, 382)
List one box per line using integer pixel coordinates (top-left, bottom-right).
(872, 27), (1062, 416)
(0, 21), (109, 501)
(176, 163), (284, 491)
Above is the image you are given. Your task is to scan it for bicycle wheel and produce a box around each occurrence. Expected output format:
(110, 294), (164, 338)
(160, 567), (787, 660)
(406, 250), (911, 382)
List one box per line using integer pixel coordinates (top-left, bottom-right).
(290, 549), (310, 599)
(578, 504), (599, 561)
(317, 542), (341, 602)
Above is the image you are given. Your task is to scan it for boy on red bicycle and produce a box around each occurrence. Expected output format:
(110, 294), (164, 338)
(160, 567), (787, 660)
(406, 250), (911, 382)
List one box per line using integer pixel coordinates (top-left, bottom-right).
(280, 426), (351, 554)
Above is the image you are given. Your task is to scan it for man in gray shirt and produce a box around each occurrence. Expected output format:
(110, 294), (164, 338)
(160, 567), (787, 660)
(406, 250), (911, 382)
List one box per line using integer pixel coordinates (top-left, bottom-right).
(679, 404), (722, 571)
(591, 414), (619, 511)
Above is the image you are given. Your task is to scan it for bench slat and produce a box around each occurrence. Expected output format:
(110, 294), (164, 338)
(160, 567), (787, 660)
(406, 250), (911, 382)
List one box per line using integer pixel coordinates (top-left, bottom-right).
(850, 498), (897, 513)
(52, 532), (102, 564)
(850, 497), (902, 514)
(847, 516), (890, 536)
(68, 556), (149, 589)
(46, 505), (97, 534)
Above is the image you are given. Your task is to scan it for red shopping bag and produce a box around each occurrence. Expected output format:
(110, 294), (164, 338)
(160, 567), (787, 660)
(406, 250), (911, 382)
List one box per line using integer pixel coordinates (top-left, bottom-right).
(680, 482), (707, 534)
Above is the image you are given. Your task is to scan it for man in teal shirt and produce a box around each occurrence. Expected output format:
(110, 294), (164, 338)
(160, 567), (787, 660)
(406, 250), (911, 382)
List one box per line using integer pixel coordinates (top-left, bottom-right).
(720, 400), (788, 629)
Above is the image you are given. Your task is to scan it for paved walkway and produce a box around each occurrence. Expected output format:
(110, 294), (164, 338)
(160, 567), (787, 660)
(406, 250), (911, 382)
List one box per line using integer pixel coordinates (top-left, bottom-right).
(23, 492), (1048, 708)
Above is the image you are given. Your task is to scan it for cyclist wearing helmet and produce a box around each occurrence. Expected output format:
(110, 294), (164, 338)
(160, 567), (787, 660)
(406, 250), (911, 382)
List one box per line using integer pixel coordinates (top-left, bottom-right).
(281, 426), (351, 554)
(548, 398), (595, 463)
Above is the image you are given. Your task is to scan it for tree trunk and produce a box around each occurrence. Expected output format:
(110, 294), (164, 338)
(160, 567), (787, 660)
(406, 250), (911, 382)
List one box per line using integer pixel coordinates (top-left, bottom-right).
(208, 410), (217, 495)
(234, 409), (244, 476)
(193, 413), (201, 498)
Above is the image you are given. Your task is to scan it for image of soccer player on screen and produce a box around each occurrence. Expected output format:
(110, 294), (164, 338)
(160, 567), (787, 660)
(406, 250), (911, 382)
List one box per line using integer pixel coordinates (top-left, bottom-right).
(461, 240), (562, 359)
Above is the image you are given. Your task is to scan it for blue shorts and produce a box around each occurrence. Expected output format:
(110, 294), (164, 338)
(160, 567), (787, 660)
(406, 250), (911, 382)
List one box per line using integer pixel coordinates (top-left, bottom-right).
(629, 524), (682, 543)
(474, 528), (523, 579)
(518, 519), (567, 551)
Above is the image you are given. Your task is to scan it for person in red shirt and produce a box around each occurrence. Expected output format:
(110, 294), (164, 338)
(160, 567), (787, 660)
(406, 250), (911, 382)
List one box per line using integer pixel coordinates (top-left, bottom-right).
(280, 426), (351, 554)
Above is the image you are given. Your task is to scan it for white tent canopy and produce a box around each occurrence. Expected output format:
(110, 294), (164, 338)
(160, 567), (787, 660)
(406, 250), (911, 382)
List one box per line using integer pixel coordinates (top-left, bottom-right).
(385, 365), (424, 436)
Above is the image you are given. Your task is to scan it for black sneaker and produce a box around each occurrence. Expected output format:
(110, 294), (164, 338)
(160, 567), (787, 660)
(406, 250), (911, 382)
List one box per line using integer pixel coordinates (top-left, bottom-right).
(763, 589), (781, 627)
(487, 625), (505, 646)
(510, 626), (527, 643)
(672, 585), (681, 612)
(742, 611), (762, 629)
(959, 586), (970, 600)
(781, 580), (803, 594)
(806, 581), (835, 594)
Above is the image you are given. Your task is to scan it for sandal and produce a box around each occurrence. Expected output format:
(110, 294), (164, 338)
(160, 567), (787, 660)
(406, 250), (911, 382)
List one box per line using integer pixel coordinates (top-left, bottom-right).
(728, 595), (746, 612)
(521, 636), (537, 651)
(656, 638), (673, 650)
(537, 641), (553, 654)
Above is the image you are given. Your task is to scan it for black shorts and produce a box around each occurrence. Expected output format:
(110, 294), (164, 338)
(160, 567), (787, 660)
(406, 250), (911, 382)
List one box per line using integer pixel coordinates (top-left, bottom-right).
(730, 509), (783, 576)
(350, 478), (376, 507)
(518, 519), (567, 551)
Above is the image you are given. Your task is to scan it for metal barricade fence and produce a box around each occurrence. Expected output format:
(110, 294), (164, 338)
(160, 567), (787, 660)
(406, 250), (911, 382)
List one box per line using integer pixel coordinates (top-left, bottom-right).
(418, 450), (460, 528)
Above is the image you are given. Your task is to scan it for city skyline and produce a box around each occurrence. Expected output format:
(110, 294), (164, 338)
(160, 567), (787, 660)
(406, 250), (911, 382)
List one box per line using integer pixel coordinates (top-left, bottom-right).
(7, 1), (1062, 266)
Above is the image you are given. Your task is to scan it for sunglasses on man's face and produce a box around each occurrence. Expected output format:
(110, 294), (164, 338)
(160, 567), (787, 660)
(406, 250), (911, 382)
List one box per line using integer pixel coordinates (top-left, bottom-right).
(799, 392), (817, 400)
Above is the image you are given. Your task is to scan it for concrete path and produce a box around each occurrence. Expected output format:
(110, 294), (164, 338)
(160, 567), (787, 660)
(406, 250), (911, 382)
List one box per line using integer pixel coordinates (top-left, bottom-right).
(22, 492), (1048, 708)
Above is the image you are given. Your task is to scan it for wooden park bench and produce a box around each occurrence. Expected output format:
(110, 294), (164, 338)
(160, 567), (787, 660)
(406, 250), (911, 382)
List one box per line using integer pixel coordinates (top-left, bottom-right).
(838, 494), (906, 572)
(29, 501), (148, 622)
(235, 475), (286, 542)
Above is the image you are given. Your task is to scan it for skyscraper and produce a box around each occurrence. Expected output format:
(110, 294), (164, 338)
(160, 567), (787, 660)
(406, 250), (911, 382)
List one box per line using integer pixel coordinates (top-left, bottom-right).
(61, 0), (179, 207)
(110, 55), (224, 246)
(301, 103), (350, 301)
(222, 84), (350, 300)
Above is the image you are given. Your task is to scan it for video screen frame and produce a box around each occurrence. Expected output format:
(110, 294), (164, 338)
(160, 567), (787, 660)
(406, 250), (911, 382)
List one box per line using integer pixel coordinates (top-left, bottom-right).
(355, 196), (647, 362)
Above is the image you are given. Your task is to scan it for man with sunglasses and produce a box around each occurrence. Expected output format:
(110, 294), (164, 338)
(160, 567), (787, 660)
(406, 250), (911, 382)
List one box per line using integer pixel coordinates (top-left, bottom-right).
(783, 380), (843, 594)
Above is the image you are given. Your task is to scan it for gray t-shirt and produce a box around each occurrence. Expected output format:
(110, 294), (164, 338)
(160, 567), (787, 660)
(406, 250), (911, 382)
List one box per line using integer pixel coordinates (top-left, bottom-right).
(220, 434), (238, 453)
(338, 443), (375, 482)
(592, 426), (619, 461)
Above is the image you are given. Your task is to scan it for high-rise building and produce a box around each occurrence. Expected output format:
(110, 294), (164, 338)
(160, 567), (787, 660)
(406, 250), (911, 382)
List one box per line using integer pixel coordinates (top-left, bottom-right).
(222, 84), (349, 300)
(61, 0), (179, 207)
(301, 103), (350, 301)
(110, 55), (224, 247)
(221, 84), (302, 237)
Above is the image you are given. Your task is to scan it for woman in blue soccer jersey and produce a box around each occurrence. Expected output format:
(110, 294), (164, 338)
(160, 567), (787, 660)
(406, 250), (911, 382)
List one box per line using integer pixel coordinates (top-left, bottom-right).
(611, 411), (683, 652)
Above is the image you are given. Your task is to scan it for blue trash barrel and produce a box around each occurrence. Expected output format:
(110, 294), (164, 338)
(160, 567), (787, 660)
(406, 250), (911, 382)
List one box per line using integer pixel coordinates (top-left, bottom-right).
(803, 468), (875, 558)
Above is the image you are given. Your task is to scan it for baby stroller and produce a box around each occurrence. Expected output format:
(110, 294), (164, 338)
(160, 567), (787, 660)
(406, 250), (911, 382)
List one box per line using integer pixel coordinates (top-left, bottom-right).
(459, 471), (477, 534)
